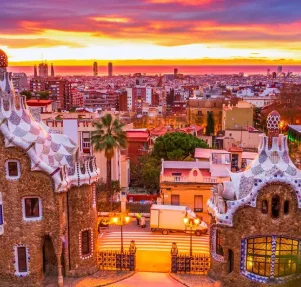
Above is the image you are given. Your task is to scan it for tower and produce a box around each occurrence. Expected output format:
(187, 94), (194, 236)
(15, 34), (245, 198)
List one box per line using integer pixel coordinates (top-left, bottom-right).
(93, 62), (98, 76)
(108, 62), (113, 77)
(174, 68), (178, 78)
(51, 63), (54, 77)
(38, 62), (48, 78)
(34, 65), (37, 78)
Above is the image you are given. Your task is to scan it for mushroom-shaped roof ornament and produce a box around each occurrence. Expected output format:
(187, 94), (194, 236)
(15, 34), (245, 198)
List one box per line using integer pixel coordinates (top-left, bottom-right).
(266, 110), (280, 147)
(0, 49), (8, 69)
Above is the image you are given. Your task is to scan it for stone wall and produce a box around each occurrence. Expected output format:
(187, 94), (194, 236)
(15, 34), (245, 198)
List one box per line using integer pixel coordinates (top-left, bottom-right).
(67, 184), (98, 277)
(0, 135), (63, 287)
(209, 182), (301, 287)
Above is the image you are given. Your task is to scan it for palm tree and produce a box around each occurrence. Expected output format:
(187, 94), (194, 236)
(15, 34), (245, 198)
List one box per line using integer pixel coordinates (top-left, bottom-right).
(91, 114), (127, 193)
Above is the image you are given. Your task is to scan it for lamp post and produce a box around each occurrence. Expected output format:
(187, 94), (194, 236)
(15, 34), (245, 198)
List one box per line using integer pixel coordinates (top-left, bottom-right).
(183, 216), (200, 257)
(111, 213), (131, 253)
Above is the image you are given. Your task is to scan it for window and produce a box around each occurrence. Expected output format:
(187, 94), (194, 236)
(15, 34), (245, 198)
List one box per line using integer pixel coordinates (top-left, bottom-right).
(216, 229), (224, 256)
(262, 200), (268, 214)
(22, 198), (42, 221)
(171, 195), (180, 206)
(25, 198), (40, 217)
(194, 195), (203, 212)
(6, 160), (20, 179)
(284, 200), (289, 215)
(81, 230), (91, 256)
(246, 237), (272, 277)
(17, 247), (28, 273)
(272, 195), (280, 218)
(244, 236), (301, 280)
(229, 249), (234, 273)
(172, 172), (182, 182)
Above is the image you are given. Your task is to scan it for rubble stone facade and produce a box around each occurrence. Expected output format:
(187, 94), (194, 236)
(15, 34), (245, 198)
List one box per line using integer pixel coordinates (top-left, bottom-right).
(0, 49), (99, 287)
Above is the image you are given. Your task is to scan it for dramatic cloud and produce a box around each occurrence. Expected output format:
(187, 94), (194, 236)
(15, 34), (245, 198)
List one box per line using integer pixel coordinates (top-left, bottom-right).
(1, 0), (300, 62)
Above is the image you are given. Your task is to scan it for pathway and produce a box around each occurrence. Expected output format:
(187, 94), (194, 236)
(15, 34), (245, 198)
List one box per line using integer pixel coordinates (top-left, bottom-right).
(112, 272), (184, 287)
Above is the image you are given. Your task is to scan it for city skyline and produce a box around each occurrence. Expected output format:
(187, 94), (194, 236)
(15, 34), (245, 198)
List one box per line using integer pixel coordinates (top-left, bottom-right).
(1, 0), (301, 65)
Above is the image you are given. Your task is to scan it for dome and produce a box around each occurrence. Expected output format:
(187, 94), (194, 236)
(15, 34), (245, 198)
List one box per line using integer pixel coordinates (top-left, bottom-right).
(0, 49), (8, 68)
(267, 110), (280, 131)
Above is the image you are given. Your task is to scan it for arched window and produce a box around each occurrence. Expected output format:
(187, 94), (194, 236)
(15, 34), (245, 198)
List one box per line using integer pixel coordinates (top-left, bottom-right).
(284, 200), (289, 215)
(271, 195), (280, 218)
(262, 200), (268, 214)
(216, 230), (224, 256)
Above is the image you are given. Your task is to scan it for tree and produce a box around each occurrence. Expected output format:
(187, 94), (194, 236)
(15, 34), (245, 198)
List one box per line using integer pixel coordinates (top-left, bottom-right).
(253, 107), (263, 129)
(206, 111), (215, 136)
(20, 90), (32, 100)
(131, 155), (161, 193)
(91, 114), (126, 193)
(152, 132), (209, 161)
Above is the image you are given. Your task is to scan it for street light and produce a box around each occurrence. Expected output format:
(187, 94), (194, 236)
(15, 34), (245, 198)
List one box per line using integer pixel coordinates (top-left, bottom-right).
(183, 215), (200, 257)
(111, 213), (131, 253)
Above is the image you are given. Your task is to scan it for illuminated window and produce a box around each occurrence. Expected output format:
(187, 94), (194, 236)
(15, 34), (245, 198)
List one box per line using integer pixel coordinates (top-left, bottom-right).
(246, 237), (272, 277)
(245, 236), (301, 279)
(275, 237), (299, 277)
(216, 230), (224, 256)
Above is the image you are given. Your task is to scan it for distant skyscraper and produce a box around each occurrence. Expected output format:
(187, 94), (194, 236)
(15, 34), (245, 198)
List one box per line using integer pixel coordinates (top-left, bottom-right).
(277, 66), (282, 75)
(38, 63), (48, 78)
(272, 72), (277, 79)
(51, 63), (54, 77)
(108, 62), (113, 77)
(34, 64), (37, 78)
(174, 68), (178, 78)
(93, 62), (98, 76)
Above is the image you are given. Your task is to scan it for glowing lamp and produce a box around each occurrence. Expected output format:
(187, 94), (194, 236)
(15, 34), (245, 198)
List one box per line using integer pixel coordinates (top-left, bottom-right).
(112, 217), (118, 224)
(183, 216), (189, 225)
(125, 216), (131, 223)
(194, 218), (200, 225)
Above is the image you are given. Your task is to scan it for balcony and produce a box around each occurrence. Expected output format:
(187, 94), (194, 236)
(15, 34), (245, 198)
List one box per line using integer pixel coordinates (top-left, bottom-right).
(160, 175), (221, 184)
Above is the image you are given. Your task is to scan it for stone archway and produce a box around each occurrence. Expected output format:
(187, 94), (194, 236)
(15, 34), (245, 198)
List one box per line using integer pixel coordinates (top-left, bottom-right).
(42, 235), (58, 276)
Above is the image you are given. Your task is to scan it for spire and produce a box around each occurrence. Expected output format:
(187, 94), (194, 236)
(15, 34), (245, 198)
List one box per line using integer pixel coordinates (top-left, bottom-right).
(266, 110), (280, 148)
(51, 63), (54, 77)
(34, 64), (37, 78)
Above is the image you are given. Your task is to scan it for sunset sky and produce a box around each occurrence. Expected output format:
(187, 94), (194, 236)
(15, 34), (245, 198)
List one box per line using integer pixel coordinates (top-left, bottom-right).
(1, 0), (301, 65)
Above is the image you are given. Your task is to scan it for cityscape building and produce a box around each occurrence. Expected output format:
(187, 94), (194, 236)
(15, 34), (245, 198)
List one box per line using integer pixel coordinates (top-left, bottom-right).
(93, 61), (98, 76)
(12, 72), (28, 92)
(51, 63), (55, 77)
(108, 62), (113, 77)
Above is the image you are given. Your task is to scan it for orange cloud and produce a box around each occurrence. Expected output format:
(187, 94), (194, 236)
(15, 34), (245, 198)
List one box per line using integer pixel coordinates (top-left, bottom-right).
(92, 16), (131, 23)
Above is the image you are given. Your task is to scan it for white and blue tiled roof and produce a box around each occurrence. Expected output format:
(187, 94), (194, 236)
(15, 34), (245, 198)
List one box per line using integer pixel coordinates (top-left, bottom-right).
(0, 50), (98, 192)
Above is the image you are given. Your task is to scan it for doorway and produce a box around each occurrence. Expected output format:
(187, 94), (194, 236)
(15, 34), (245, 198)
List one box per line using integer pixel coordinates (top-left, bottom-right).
(42, 235), (58, 276)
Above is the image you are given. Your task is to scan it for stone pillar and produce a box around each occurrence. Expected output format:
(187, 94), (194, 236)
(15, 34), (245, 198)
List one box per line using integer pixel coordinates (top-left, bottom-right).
(56, 253), (64, 287)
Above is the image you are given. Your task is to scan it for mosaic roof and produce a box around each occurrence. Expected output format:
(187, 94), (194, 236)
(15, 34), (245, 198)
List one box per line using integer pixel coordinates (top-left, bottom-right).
(0, 50), (98, 192)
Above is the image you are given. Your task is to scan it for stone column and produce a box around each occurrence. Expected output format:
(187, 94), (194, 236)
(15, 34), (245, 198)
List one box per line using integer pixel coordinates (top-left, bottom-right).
(56, 253), (64, 287)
